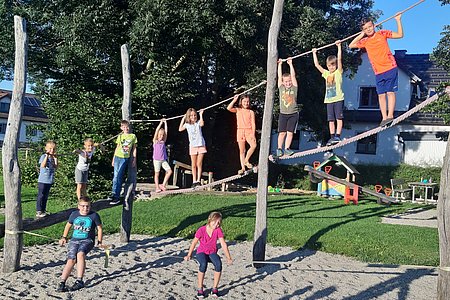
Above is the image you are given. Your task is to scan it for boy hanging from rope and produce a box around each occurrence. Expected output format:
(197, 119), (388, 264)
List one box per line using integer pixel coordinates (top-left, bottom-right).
(312, 41), (345, 146)
(349, 13), (403, 127)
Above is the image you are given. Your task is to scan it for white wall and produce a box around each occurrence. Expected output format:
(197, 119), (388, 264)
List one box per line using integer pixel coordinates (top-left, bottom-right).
(342, 53), (411, 112)
(0, 120), (44, 143)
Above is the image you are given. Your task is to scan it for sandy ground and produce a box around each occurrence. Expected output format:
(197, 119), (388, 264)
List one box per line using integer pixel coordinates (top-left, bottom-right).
(0, 234), (437, 300)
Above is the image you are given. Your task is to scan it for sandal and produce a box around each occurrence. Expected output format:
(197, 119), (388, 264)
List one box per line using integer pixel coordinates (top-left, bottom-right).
(244, 162), (253, 169)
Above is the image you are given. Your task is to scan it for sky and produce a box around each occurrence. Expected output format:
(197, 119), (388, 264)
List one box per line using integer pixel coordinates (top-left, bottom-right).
(1, 0), (449, 92)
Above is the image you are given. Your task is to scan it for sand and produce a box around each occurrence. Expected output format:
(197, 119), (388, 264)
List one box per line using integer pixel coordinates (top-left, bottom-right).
(0, 234), (437, 299)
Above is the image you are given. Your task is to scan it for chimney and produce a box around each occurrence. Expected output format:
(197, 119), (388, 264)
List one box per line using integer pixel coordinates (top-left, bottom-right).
(395, 50), (407, 58)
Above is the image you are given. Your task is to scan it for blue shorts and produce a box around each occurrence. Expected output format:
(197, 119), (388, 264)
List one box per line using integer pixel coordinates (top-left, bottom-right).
(196, 252), (222, 273)
(67, 239), (94, 260)
(375, 67), (398, 94)
(278, 113), (299, 133)
(326, 101), (344, 121)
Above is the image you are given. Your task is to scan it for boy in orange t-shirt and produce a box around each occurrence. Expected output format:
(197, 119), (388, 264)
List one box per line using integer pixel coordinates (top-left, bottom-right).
(349, 13), (403, 127)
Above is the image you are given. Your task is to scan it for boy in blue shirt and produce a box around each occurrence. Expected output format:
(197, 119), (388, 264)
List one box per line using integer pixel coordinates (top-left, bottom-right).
(57, 197), (103, 292)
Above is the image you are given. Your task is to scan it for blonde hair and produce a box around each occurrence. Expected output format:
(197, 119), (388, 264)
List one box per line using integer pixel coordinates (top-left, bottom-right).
(45, 140), (56, 147)
(78, 196), (91, 204)
(84, 137), (94, 144)
(326, 55), (337, 66)
(207, 211), (222, 223)
(158, 127), (167, 139)
(185, 108), (197, 124)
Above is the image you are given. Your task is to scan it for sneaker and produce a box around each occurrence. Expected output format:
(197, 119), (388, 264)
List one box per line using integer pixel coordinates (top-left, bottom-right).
(36, 211), (46, 218)
(197, 289), (205, 299)
(379, 117), (394, 127)
(109, 198), (121, 205)
(70, 279), (85, 291)
(331, 136), (341, 145)
(56, 282), (67, 292)
(284, 148), (294, 156)
(326, 138), (334, 147)
(211, 288), (219, 298)
(191, 182), (200, 188)
(275, 148), (283, 157)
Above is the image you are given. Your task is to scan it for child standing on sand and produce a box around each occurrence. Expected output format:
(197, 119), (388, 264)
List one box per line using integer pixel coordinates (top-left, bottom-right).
(184, 211), (232, 298)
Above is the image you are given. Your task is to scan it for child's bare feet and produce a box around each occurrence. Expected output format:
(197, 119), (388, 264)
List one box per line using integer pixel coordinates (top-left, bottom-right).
(160, 185), (167, 191)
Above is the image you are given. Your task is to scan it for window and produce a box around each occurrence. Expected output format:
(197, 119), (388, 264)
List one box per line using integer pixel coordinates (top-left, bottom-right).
(0, 102), (10, 113)
(0, 123), (7, 134)
(356, 132), (377, 154)
(26, 125), (38, 137)
(359, 87), (379, 108)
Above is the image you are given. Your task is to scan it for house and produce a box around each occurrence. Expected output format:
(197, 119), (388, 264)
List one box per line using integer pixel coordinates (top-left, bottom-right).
(0, 89), (48, 146)
(272, 50), (450, 167)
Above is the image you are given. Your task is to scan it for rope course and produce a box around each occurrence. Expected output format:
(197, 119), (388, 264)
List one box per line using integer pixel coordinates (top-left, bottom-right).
(280, 0), (426, 62)
(271, 88), (450, 161)
(130, 81), (267, 123)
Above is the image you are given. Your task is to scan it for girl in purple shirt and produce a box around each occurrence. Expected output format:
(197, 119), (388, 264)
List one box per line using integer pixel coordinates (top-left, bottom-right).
(152, 119), (173, 192)
(185, 211), (232, 298)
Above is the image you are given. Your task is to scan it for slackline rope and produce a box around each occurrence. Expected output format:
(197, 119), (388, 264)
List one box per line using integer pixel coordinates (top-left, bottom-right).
(5, 229), (58, 241)
(281, 0), (425, 62)
(273, 88), (448, 161)
(130, 81), (267, 123)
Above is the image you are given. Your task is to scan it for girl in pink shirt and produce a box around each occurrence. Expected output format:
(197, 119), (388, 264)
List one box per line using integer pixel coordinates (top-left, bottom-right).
(227, 94), (257, 175)
(184, 211), (232, 298)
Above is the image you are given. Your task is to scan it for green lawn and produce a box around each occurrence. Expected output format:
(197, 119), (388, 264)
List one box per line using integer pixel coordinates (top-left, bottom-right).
(0, 187), (439, 266)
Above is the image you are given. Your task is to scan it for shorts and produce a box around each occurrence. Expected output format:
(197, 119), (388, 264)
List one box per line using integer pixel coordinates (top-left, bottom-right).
(189, 146), (207, 156)
(153, 160), (171, 172)
(237, 128), (256, 143)
(375, 67), (398, 94)
(278, 112), (299, 133)
(75, 168), (88, 184)
(67, 239), (94, 260)
(196, 252), (222, 273)
(326, 101), (344, 121)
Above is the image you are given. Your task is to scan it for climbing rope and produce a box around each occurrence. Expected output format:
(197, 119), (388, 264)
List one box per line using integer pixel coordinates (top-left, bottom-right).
(130, 81), (267, 123)
(280, 0), (425, 62)
(272, 88), (449, 161)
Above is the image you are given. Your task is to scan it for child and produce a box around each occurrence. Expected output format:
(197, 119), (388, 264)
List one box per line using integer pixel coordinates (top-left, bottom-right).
(184, 211), (232, 299)
(73, 138), (99, 199)
(57, 196), (102, 292)
(349, 13), (403, 127)
(36, 140), (58, 218)
(153, 118), (173, 192)
(312, 41), (344, 146)
(227, 94), (257, 174)
(109, 120), (138, 205)
(178, 108), (206, 188)
(276, 57), (299, 157)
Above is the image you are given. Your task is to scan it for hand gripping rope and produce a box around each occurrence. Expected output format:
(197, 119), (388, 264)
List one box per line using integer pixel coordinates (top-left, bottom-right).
(271, 87), (450, 161)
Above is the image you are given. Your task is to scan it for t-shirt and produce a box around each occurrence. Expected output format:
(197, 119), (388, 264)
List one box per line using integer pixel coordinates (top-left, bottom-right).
(153, 140), (168, 161)
(68, 210), (102, 241)
(279, 85), (298, 114)
(322, 69), (344, 103)
(356, 30), (397, 75)
(114, 133), (137, 158)
(195, 225), (224, 255)
(236, 108), (254, 130)
(184, 122), (206, 147)
(38, 154), (56, 184)
(76, 149), (95, 172)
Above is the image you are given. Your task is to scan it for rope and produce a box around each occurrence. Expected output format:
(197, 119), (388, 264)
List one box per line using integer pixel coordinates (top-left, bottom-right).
(130, 81), (267, 123)
(5, 229), (59, 241)
(142, 167), (258, 197)
(272, 90), (447, 161)
(281, 0), (425, 62)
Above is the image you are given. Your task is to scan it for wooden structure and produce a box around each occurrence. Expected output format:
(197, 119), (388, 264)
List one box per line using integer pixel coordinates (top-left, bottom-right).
(314, 155), (359, 199)
(390, 178), (412, 201)
(172, 160), (214, 190)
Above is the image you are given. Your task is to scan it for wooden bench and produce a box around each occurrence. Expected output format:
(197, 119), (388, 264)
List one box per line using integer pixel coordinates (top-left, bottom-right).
(172, 160), (214, 190)
(390, 178), (412, 201)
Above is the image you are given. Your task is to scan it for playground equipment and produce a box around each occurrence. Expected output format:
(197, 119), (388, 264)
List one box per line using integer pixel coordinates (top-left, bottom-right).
(313, 155), (360, 201)
(305, 165), (398, 205)
(172, 160), (214, 190)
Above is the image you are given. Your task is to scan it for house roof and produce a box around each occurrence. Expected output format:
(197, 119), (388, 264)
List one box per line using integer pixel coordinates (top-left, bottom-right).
(0, 89), (48, 122)
(317, 154), (360, 175)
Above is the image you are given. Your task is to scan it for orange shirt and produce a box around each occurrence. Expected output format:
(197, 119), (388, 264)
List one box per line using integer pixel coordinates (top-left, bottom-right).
(236, 108), (254, 130)
(356, 30), (397, 75)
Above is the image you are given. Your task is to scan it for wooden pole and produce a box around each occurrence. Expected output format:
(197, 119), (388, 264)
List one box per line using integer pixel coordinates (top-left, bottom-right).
(120, 44), (136, 243)
(2, 16), (28, 273)
(253, 0), (284, 266)
(437, 87), (450, 300)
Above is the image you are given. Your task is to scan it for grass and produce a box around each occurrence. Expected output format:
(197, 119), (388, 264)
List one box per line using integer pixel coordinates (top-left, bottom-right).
(0, 187), (439, 266)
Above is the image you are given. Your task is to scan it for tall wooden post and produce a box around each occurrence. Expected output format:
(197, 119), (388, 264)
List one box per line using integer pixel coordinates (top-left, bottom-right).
(437, 87), (450, 299)
(2, 16), (28, 273)
(120, 44), (136, 243)
(253, 0), (284, 265)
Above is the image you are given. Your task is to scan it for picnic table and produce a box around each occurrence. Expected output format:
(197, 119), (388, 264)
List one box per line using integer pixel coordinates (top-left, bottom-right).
(408, 182), (438, 204)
